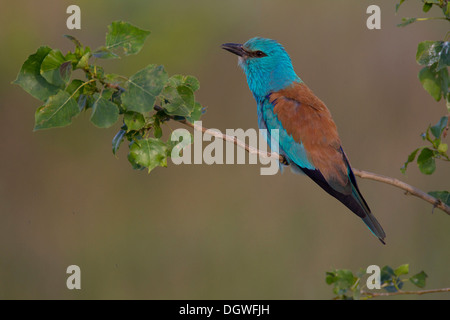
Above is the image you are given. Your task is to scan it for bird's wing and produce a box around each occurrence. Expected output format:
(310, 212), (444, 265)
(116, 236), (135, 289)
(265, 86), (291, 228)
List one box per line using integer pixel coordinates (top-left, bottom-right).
(267, 82), (351, 195)
(261, 82), (386, 242)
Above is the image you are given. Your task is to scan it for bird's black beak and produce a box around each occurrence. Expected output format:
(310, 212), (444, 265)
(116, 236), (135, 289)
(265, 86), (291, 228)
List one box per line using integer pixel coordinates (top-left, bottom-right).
(221, 43), (246, 57)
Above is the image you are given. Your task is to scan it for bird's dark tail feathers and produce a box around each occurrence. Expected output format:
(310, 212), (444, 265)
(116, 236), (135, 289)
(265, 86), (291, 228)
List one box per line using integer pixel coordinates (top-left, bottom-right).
(298, 164), (386, 244)
(350, 181), (386, 245)
(345, 157), (386, 245)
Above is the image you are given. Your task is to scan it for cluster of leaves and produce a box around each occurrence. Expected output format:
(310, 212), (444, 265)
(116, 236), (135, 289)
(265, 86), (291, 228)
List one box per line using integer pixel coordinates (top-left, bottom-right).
(416, 40), (450, 106)
(396, 1), (449, 122)
(396, 1), (449, 206)
(326, 264), (428, 300)
(402, 116), (449, 175)
(13, 21), (203, 172)
(397, 0), (450, 27)
(402, 117), (450, 206)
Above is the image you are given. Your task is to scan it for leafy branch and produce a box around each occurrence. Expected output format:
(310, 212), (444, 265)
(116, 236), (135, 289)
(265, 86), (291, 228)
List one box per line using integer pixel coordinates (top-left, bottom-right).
(326, 264), (450, 300)
(401, 116), (449, 175)
(396, 1), (450, 178)
(395, 1), (449, 211)
(397, 0), (450, 26)
(13, 21), (204, 173)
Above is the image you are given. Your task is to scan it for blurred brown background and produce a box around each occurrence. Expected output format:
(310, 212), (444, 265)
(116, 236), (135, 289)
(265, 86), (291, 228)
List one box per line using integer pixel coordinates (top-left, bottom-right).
(0, 0), (449, 299)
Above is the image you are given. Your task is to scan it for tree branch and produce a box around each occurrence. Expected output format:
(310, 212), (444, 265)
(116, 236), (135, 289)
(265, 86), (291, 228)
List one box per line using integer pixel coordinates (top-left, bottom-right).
(158, 107), (450, 215)
(352, 169), (450, 215)
(361, 287), (450, 298)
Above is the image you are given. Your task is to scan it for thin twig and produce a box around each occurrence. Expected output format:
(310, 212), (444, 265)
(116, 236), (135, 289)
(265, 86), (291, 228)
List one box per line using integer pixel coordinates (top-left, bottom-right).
(352, 169), (450, 215)
(157, 106), (450, 215)
(415, 17), (450, 22)
(361, 287), (450, 298)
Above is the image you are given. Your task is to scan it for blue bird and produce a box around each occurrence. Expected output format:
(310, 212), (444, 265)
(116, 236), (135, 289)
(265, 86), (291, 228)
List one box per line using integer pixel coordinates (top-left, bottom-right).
(222, 37), (386, 244)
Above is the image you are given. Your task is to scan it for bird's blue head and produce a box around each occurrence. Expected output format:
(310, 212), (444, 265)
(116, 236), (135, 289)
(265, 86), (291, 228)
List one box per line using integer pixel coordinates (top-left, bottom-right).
(222, 37), (302, 99)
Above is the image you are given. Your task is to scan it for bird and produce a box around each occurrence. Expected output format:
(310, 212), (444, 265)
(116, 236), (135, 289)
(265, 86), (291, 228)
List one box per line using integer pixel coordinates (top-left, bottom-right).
(222, 37), (386, 244)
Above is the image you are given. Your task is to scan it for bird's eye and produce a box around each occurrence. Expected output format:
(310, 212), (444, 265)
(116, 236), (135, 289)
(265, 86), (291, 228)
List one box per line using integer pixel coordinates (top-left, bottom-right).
(248, 49), (267, 58)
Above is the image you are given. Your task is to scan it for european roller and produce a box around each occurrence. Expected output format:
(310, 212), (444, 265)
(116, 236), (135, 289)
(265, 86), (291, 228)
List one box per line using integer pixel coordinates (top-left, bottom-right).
(222, 37), (386, 244)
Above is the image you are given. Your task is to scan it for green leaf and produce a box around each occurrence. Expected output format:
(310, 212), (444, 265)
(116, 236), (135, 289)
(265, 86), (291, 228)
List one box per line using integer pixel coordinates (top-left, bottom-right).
(112, 129), (126, 155)
(381, 266), (403, 293)
(153, 119), (162, 138)
(327, 269), (358, 299)
(186, 102), (204, 122)
(63, 35), (90, 60)
(64, 52), (78, 67)
(416, 41), (450, 71)
(423, 2), (433, 12)
(101, 88), (114, 101)
(447, 92), (450, 111)
(59, 61), (72, 82)
(409, 271), (428, 288)
(396, 0), (406, 13)
(168, 74), (200, 92)
(90, 93), (119, 128)
(75, 51), (91, 70)
(104, 73), (127, 87)
(397, 17), (417, 27)
(438, 67), (449, 96)
(430, 116), (448, 138)
(77, 94), (87, 112)
(63, 34), (82, 48)
(416, 41), (438, 66)
(12, 46), (60, 101)
(417, 148), (436, 174)
(92, 46), (119, 59)
(124, 111), (145, 131)
(418, 67), (443, 101)
(122, 64), (168, 113)
(161, 85), (195, 117)
(445, 2), (450, 17)
(128, 138), (168, 173)
(394, 264), (409, 276)
(423, 124), (434, 143)
(401, 148), (420, 174)
(34, 90), (80, 130)
(183, 76), (200, 91)
(105, 21), (151, 56)
(428, 191), (450, 206)
(40, 49), (71, 87)
(325, 272), (337, 285)
(436, 43), (449, 71)
(380, 265), (395, 283)
(336, 269), (355, 289)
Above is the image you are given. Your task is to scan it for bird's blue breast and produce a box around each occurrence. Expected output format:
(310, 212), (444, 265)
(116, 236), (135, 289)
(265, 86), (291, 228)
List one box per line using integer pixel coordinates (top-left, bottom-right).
(257, 97), (315, 171)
